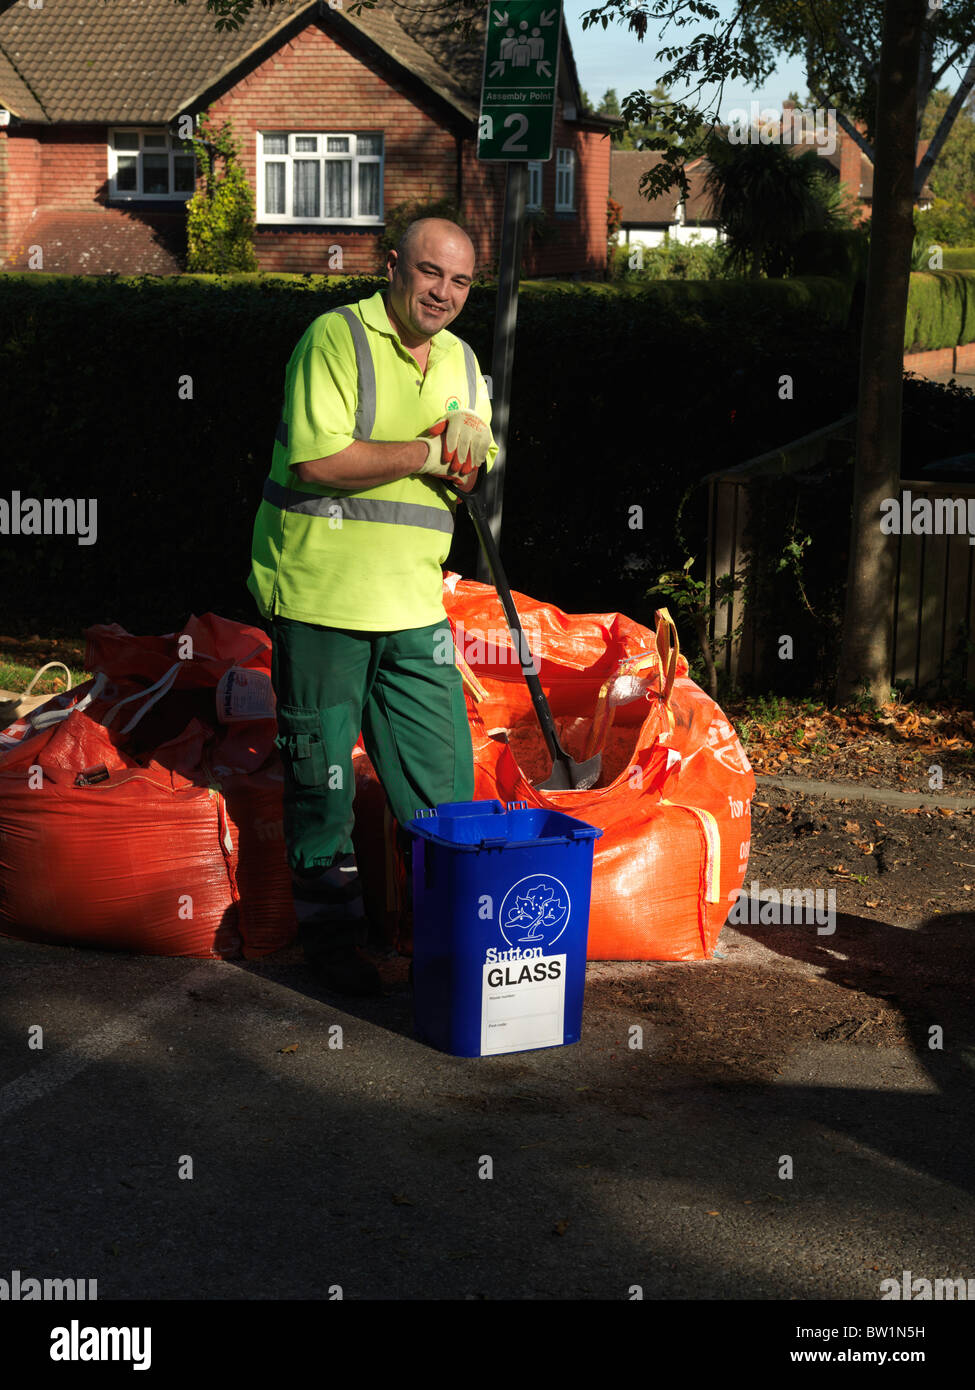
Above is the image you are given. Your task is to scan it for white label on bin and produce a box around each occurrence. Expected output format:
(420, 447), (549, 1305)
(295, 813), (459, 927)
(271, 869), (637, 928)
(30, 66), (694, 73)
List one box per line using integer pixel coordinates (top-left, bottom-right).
(480, 954), (566, 1055)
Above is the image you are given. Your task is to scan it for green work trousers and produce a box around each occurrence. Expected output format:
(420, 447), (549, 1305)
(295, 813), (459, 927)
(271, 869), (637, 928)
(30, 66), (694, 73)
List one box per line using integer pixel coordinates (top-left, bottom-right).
(266, 615), (473, 939)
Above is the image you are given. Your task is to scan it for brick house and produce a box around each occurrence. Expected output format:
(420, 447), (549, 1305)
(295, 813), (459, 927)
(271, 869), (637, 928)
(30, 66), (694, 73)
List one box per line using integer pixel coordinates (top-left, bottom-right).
(610, 149), (723, 251)
(777, 102), (935, 220)
(0, 0), (616, 276)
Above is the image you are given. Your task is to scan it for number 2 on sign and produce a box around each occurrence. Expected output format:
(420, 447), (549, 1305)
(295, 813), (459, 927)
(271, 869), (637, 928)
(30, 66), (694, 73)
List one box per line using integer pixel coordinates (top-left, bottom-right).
(502, 114), (529, 153)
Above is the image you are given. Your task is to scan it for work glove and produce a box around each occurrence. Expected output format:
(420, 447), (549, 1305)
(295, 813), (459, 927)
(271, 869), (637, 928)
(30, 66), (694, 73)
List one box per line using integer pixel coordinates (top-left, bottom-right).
(415, 411), (492, 479)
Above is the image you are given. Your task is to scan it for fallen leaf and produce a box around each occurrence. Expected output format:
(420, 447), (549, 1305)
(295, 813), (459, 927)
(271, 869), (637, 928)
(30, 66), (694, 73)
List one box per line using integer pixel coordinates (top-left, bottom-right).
(279, 1043), (298, 1054)
(391, 1194), (414, 1206)
(554, 1219), (569, 1235)
(841, 820), (860, 834)
(866, 899), (880, 908)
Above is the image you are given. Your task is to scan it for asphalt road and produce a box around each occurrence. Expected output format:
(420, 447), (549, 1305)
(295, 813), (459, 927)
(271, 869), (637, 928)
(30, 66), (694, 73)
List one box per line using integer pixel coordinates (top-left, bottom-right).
(2, 917), (973, 1304)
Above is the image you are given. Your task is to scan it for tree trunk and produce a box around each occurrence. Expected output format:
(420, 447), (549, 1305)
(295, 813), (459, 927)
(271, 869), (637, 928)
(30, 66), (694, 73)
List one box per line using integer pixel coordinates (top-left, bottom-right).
(835, 0), (927, 705)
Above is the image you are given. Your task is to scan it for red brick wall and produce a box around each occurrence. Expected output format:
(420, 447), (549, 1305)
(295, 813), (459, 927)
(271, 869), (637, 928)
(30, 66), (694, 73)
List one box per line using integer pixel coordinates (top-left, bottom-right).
(210, 19), (458, 275)
(457, 106), (610, 278)
(0, 17), (610, 278)
(522, 112), (610, 277)
(39, 125), (110, 207)
(0, 127), (42, 267)
(210, 18), (609, 277)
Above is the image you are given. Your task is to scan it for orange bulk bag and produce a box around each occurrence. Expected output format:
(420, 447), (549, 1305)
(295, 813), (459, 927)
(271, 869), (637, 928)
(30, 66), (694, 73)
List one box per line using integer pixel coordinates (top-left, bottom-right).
(0, 615), (298, 959)
(438, 575), (754, 960)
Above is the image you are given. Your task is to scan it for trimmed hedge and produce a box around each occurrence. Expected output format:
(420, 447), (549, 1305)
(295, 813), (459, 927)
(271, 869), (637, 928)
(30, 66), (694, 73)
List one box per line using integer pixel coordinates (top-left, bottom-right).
(943, 248), (975, 271)
(0, 272), (863, 637)
(904, 269), (975, 351)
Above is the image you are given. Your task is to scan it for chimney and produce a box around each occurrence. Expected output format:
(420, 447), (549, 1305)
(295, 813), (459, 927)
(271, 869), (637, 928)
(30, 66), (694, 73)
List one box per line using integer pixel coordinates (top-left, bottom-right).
(838, 125), (862, 199)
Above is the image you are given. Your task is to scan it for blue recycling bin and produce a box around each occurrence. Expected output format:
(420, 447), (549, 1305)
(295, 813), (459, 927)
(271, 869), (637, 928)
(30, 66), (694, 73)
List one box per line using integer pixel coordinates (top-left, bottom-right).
(405, 799), (602, 1057)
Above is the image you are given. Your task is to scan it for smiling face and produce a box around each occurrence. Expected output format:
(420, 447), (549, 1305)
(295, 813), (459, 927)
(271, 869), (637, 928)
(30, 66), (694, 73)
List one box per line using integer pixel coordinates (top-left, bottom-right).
(384, 219), (476, 347)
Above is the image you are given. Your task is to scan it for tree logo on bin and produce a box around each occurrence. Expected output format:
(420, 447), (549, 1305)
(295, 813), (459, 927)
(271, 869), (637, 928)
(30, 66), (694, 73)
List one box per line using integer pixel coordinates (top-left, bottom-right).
(499, 875), (571, 951)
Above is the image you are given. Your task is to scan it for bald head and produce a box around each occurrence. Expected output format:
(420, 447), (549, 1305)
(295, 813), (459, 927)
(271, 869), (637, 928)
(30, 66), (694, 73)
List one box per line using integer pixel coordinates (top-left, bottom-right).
(395, 217), (475, 268)
(385, 217), (476, 348)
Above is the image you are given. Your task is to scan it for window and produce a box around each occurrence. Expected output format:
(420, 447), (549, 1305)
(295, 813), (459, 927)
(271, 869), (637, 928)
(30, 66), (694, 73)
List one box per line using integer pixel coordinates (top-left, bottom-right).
(108, 130), (196, 200)
(526, 161), (543, 210)
(258, 132), (383, 224)
(555, 148), (575, 211)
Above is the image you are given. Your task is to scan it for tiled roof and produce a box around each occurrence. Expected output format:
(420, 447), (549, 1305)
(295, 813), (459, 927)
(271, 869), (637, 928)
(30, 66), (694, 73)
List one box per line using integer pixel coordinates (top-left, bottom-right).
(0, 0), (589, 127)
(0, 0), (484, 124)
(0, 37), (45, 120)
(610, 148), (717, 225)
(1, 206), (184, 271)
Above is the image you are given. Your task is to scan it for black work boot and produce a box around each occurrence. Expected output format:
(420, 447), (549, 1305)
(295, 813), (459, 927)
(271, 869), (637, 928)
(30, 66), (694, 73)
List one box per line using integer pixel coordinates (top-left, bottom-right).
(293, 858), (382, 997)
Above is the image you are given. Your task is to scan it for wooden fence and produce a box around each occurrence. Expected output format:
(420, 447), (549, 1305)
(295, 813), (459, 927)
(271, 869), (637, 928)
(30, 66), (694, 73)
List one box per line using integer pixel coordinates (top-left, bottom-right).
(706, 413), (975, 692)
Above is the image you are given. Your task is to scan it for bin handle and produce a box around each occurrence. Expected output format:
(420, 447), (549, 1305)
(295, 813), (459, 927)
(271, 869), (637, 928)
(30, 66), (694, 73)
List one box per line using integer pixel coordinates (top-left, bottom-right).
(506, 800), (529, 812)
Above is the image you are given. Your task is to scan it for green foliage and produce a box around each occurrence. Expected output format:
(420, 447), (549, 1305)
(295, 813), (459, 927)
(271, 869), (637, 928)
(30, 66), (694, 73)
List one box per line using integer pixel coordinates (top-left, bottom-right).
(942, 247), (975, 270)
(185, 112), (258, 273)
(791, 226), (870, 283)
(920, 87), (975, 211)
(622, 273), (854, 325)
(0, 270), (893, 639)
(914, 196), (975, 251)
(904, 269), (975, 350)
(649, 555), (742, 697)
(613, 238), (733, 281)
(704, 134), (853, 279)
(581, 0), (975, 215)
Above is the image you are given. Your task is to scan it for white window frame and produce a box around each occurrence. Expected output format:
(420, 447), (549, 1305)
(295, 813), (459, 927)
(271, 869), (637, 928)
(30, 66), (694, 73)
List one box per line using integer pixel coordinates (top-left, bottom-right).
(108, 129), (197, 201)
(555, 147), (576, 212)
(526, 161), (543, 210)
(257, 131), (384, 225)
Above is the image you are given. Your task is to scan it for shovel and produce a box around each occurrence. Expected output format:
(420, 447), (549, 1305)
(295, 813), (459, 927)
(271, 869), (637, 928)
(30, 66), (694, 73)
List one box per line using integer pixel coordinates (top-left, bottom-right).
(451, 480), (602, 791)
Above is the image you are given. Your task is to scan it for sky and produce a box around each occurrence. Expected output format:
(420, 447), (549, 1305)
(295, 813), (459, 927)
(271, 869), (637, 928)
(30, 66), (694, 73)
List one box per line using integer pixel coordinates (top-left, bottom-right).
(561, 0), (808, 124)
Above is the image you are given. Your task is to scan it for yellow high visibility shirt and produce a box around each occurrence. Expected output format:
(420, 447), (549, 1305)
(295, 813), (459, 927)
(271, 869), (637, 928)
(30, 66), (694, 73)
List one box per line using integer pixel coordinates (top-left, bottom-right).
(247, 289), (497, 631)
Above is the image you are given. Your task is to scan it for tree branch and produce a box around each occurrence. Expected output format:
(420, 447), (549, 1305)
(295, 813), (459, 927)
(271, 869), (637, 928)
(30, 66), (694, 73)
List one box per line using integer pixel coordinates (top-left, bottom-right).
(930, 41), (971, 90)
(808, 88), (876, 163)
(915, 20), (936, 135)
(915, 46), (975, 197)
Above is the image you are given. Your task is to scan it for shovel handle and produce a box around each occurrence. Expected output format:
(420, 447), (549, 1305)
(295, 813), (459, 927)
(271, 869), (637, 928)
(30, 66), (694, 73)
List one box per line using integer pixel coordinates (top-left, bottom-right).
(452, 483), (567, 769)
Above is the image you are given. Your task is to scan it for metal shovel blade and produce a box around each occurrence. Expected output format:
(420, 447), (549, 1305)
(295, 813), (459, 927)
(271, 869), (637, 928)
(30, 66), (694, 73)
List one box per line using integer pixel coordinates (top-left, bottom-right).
(537, 750), (603, 792)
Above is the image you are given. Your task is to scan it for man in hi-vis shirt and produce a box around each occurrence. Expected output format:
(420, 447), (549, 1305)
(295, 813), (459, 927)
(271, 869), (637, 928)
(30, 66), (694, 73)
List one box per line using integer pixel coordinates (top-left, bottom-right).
(249, 218), (497, 994)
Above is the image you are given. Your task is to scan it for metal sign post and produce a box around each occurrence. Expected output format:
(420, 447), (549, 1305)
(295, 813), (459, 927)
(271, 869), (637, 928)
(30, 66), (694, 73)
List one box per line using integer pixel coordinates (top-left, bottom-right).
(476, 1), (563, 577)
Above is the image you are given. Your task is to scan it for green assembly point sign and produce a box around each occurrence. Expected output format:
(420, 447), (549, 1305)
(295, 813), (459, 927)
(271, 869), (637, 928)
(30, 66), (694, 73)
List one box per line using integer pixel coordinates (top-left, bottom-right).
(477, 1), (564, 162)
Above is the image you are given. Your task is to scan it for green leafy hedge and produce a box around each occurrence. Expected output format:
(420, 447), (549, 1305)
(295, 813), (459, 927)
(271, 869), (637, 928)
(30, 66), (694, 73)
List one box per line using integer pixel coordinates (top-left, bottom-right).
(942, 248), (975, 271)
(0, 271), (864, 637)
(904, 270), (975, 351)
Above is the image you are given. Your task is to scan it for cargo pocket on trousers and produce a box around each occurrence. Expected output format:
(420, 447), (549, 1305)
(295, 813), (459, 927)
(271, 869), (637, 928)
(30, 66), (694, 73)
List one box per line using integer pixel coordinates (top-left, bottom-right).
(274, 706), (328, 788)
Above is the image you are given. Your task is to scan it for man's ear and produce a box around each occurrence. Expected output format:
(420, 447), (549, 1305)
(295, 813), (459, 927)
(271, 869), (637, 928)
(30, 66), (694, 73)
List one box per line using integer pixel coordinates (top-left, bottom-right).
(386, 249), (398, 280)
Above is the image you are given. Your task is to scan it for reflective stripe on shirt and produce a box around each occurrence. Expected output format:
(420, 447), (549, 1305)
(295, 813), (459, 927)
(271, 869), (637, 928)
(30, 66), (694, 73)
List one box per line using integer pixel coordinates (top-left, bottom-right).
(262, 477), (455, 534)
